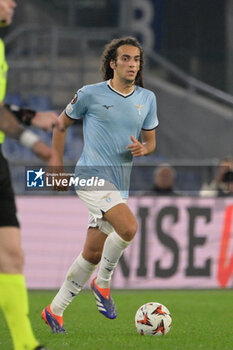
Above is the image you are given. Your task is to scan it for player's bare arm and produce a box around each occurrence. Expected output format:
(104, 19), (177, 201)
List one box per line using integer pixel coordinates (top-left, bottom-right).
(0, 104), (59, 166)
(141, 129), (156, 155)
(52, 110), (74, 191)
(4, 101), (65, 132)
(53, 110), (74, 163)
(0, 104), (24, 139)
(4, 103), (64, 132)
(126, 129), (156, 157)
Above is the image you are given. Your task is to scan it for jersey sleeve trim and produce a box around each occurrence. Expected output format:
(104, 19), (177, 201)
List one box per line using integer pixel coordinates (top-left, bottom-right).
(65, 111), (76, 120)
(141, 124), (159, 131)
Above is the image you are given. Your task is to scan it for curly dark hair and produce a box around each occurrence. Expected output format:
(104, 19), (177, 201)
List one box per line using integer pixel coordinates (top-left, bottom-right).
(101, 37), (144, 87)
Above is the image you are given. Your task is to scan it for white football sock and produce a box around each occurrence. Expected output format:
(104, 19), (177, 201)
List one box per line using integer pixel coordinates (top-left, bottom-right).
(96, 231), (132, 289)
(51, 252), (97, 316)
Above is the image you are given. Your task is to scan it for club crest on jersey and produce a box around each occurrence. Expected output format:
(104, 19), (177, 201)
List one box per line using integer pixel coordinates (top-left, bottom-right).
(135, 104), (144, 115)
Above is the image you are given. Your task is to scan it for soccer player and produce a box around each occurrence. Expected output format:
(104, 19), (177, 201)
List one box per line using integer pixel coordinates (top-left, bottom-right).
(42, 37), (159, 333)
(0, 1), (63, 349)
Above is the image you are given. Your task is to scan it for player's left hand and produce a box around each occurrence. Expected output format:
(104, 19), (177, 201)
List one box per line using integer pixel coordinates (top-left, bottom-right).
(32, 111), (65, 132)
(126, 135), (146, 157)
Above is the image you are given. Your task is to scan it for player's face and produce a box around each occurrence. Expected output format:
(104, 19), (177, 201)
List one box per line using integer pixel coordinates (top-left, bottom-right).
(111, 45), (141, 84)
(0, 0), (16, 26)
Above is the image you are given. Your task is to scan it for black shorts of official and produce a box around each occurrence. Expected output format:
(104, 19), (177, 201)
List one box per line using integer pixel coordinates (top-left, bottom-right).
(0, 145), (20, 228)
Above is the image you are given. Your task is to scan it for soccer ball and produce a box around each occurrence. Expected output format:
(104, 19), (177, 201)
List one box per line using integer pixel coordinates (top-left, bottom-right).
(135, 302), (172, 336)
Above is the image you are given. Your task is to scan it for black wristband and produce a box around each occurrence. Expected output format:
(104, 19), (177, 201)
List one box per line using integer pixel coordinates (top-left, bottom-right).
(21, 108), (36, 126)
(5, 104), (36, 126)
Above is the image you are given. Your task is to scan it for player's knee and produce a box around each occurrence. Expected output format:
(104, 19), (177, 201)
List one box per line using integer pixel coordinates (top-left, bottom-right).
(120, 221), (138, 241)
(83, 250), (102, 265)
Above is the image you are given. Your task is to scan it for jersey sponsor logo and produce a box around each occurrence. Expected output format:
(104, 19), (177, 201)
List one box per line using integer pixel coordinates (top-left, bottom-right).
(135, 104), (144, 115)
(102, 105), (114, 110)
(26, 168), (45, 187)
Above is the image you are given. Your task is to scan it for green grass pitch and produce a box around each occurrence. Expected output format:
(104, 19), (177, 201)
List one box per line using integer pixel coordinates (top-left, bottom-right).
(0, 289), (233, 350)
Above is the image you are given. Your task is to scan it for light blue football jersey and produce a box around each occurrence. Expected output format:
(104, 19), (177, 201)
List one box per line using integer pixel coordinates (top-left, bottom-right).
(66, 80), (159, 198)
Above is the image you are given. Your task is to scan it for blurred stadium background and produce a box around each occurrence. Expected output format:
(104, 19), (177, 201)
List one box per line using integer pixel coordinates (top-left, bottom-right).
(1, 0), (233, 291)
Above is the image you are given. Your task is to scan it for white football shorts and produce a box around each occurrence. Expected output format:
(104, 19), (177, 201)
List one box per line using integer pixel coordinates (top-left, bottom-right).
(76, 181), (126, 235)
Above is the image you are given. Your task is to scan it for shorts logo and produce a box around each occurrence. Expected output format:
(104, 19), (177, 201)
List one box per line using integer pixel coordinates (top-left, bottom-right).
(102, 193), (111, 202)
(26, 168), (45, 187)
